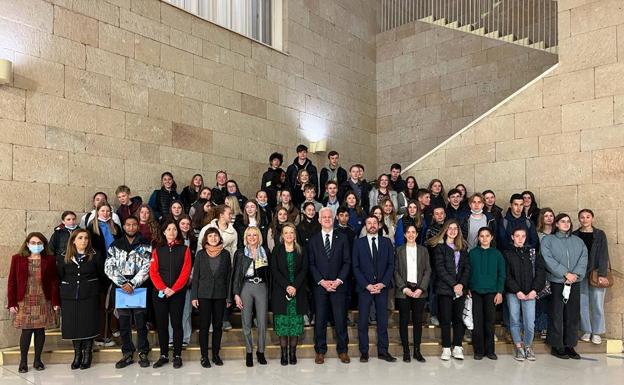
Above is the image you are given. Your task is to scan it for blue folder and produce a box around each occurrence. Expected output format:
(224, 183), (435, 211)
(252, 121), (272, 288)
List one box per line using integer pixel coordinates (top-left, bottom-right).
(115, 288), (147, 309)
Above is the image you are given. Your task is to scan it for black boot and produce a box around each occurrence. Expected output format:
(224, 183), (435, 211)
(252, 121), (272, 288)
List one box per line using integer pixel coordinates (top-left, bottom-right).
(402, 346), (411, 362)
(256, 351), (267, 365)
(280, 347), (288, 366)
(245, 353), (253, 367)
(413, 348), (426, 363)
(71, 340), (83, 370)
(289, 345), (297, 365)
(80, 339), (93, 369)
(18, 359), (28, 373)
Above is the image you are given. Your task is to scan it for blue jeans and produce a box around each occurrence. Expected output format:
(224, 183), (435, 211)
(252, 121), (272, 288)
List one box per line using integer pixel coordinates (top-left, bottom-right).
(506, 293), (535, 347)
(580, 279), (606, 334)
(168, 289), (192, 344)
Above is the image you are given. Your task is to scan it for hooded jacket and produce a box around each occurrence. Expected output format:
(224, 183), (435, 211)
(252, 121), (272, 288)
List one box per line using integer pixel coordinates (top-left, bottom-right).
(286, 157), (319, 193)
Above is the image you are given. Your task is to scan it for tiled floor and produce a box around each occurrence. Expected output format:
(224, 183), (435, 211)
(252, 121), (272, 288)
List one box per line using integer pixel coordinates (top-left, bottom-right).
(3, 354), (624, 385)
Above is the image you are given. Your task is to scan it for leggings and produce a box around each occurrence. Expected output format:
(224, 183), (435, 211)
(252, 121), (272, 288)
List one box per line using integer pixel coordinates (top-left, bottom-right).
(20, 328), (45, 363)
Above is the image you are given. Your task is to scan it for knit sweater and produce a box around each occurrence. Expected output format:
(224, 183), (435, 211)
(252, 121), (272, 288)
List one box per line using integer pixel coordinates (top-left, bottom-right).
(468, 246), (506, 294)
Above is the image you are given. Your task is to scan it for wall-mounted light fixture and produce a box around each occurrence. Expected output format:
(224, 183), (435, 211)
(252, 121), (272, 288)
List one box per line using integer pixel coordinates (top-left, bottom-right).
(0, 59), (12, 84)
(309, 139), (327, 154)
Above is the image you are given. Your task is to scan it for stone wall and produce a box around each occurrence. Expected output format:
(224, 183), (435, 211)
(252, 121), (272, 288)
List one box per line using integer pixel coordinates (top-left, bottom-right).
(376, 20), (558, 174)
(0, 0), (377, 347)
(404, 0), (624, 339)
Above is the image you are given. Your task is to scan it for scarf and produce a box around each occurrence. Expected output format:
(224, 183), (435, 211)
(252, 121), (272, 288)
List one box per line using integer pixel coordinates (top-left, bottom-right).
(207, 244), (224, 257)
(244, 245), (268, 269)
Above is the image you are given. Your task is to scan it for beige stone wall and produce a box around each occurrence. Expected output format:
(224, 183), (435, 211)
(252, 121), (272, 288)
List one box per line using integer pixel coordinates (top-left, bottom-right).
(0, 0), (377, 347)
(404, 0), (624, 339)
(376, 20), (557, 174)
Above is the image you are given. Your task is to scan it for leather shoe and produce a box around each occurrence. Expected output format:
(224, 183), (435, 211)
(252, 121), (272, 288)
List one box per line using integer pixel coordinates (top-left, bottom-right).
(551, 347), (569, 359)
(565, 347), (581, 360)
(359, 353), (369, 363)
(314, 353), (325, 364)
(486, 353), (498, 360)
(413, 349), (426, 362)
(378, 352), (397, 362)
(338, 353), (350, 364)
(403, 351), (411, 362)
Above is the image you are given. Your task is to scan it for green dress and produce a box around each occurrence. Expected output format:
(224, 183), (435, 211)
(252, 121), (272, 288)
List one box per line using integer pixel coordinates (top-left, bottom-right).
(274, 251), (304, 336)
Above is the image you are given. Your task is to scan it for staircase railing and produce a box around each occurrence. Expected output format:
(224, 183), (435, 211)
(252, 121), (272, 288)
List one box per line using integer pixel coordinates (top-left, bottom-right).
(379, 0), (557, 53)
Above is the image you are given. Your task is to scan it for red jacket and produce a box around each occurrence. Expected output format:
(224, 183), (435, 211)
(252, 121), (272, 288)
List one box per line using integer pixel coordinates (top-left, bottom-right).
(149, 243), (192, 293)
(7, 254), (60, 308)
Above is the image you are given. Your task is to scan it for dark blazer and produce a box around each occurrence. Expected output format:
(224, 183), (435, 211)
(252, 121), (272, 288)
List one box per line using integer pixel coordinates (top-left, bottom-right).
(308, 231), (351, 291)
(352, 235), (394, 292)
(572, 227), (610, 276)
(191, 249), (232, 301)
(394, 244), (431, 299)
(433, 243), (470, 296)
(7, 254), (60, 308)
(270, 244), (309, 315)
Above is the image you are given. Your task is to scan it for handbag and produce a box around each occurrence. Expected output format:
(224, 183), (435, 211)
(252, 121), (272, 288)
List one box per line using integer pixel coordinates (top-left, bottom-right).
(589, 261), (614, 288)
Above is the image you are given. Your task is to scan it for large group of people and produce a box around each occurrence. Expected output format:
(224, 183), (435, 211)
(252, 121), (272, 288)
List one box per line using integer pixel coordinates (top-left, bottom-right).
(6, 144), (611, 373)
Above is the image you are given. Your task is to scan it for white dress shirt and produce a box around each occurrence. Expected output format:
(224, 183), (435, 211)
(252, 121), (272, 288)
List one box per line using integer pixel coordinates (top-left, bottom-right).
(406, 245), (418, 284)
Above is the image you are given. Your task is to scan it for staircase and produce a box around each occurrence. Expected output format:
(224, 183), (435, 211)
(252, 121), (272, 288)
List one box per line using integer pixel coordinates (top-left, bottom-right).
(0, 311), (605, 364)
(417, 14), (557, 54)
(379, 0), (558, 54)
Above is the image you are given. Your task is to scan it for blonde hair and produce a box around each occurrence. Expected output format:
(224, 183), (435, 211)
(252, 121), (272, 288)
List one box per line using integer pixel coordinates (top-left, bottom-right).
(279, 222), (301, 254)
(243, 226), (263, 247)
(225, 196), (242, 217)
(90, 202), (119, 237)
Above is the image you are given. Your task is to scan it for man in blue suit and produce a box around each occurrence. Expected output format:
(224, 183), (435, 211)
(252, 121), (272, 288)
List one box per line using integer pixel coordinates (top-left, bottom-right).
(308, 207), (352, 364)
(352, 215), (397, 362)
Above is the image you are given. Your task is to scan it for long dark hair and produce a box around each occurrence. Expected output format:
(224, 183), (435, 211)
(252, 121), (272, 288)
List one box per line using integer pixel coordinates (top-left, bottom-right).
(161, 171), (177, 191)
(158, 219), (183, 246)
(521, 190), (539, 216)
(18, 232), (52, 257)
(404, 176), (419, 200)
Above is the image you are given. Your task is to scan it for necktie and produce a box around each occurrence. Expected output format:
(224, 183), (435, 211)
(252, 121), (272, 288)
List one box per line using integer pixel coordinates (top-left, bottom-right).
(324, 233), (331, 258)
(372, 237), (378, 280)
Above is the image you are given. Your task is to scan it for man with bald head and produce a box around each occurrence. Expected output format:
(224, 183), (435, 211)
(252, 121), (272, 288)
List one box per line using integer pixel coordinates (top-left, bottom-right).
(308, 207), (352, 364)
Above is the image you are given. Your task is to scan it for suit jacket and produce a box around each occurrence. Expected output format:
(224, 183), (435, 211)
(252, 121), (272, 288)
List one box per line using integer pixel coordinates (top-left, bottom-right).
(394, 244), (431, 299)
(352, 235), (394, 292)
(308, 230), (351, 292)
(270, 244), (309, 314)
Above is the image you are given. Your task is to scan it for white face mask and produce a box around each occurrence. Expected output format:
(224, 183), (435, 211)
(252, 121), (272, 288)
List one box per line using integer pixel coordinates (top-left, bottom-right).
(562, 283), (571, 304)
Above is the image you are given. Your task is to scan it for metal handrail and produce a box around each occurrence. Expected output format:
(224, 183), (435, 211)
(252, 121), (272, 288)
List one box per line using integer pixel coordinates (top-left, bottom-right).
(378, 0), (557, 53)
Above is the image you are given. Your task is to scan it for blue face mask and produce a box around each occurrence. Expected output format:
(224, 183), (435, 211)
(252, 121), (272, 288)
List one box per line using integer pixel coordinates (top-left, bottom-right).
(257, 201), (268, 208)
(66, 224), (78, 230)
(28, 244), (44, 254)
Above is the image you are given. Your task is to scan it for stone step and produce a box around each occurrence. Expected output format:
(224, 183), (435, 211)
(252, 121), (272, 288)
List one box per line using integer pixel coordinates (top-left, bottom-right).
(485, 30), (500, 38)
(0, 340), (606, 365)
(39, 324), (514, 347)
(501, 34), (515, 42)
(432, 18), (447, 26)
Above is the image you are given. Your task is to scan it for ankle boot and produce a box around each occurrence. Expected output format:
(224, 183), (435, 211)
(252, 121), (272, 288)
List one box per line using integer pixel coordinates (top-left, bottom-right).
(289, 346), (297, 365)
(80, 339), (93, 369)
(402, 346), (411, 362)
(71, 340), (83, 370)
(280, 347), (288, 366)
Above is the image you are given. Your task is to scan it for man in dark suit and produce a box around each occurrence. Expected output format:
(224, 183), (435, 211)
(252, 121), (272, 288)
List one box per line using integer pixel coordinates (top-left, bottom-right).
(308, 207), (351, 364)
(352, 215), (397, 362)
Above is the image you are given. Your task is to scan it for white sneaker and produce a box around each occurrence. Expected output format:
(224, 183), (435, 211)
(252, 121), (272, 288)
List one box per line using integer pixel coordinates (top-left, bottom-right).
(452, 346), (464, 360)
(591, 335), (602, 345)
(580, 333), (591, 342)
(440, 347), (451, 361)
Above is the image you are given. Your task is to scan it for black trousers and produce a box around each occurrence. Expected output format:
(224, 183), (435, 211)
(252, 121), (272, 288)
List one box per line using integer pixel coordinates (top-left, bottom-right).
(438, 294), (466, 348)
(396, 297), (426, 350)
(19, 328), (45, 363)
(471, 292), (497, 355)
(547, 282), (580, 348)
(117, 308), (149, 355)
(313, 287), (348, 354)
(153, 290), (186, 357)
(198, 298), (226, 358)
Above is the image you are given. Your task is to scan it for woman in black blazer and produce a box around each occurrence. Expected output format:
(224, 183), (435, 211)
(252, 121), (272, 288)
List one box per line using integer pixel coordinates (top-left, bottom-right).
(270, 223), (308, 365)
(394, 224), (431, 363)
(57, 229), (104, 370)
(191, 227), (232, 368)
(426, 219), (470, 361)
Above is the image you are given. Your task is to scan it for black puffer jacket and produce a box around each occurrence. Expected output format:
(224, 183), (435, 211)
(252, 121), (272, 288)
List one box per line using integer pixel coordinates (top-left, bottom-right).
(503, 246), (546, 295)
(433, 243), (470, 297)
